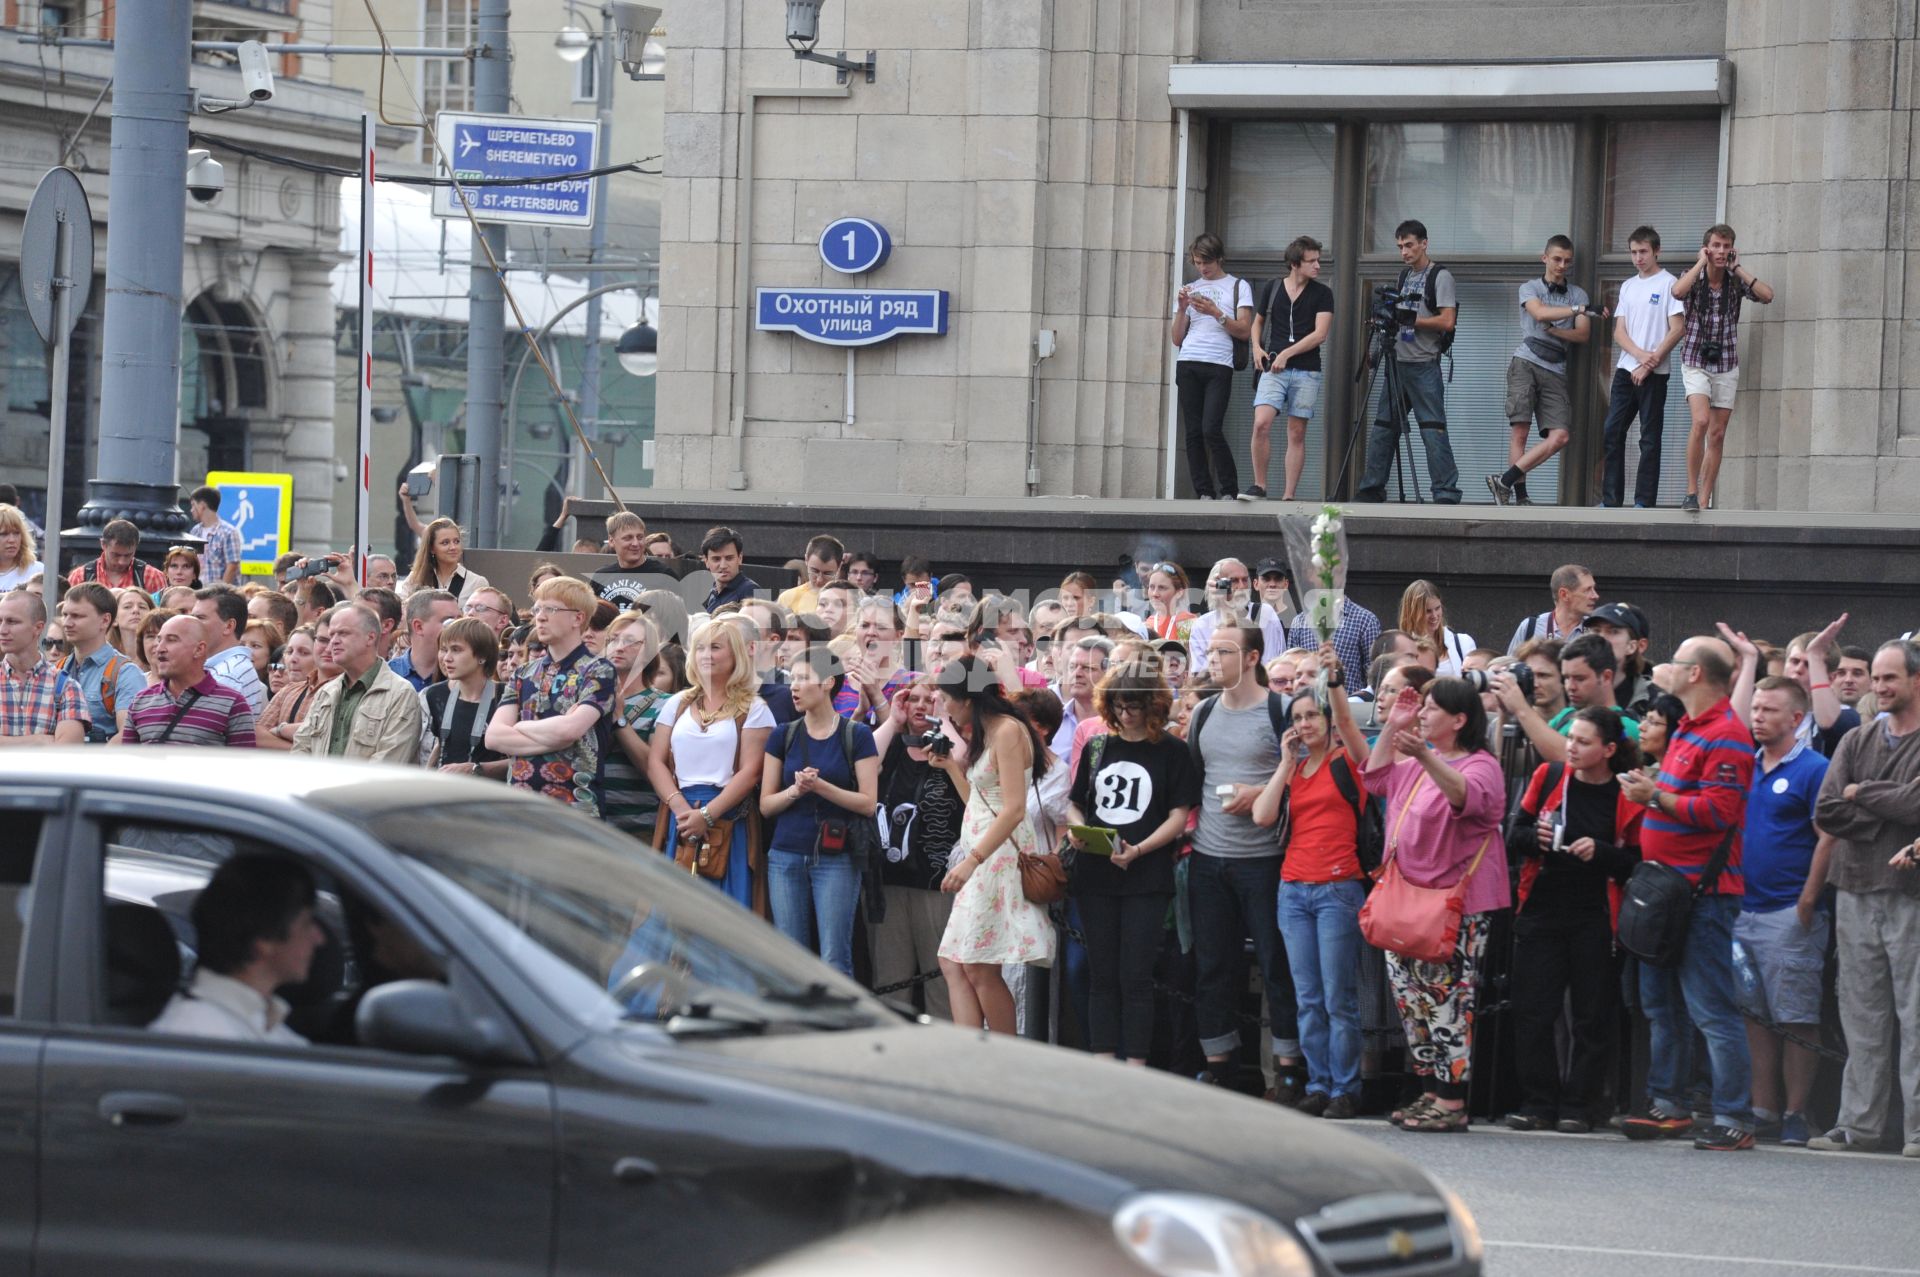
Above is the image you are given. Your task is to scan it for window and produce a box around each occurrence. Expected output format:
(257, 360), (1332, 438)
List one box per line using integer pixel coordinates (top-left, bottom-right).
(574, 44), (598, 103)
(421, 0), (478, 158)
(0, 813), (43, 1020)
(1604, 120), (1720, 254)
(1365, 122), (1576, 255)
(1225, 123), (1337, 257)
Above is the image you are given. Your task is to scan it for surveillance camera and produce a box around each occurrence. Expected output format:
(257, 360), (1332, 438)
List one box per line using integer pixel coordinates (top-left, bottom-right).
(237, 40), (275, 102)
(186, 149), (225, 204)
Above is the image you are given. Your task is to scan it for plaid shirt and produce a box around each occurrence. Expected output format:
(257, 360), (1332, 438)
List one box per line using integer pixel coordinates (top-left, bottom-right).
(0, 655), (90, 740)
(1678, 273), (1759, 374)
(193, 518), (244, 583)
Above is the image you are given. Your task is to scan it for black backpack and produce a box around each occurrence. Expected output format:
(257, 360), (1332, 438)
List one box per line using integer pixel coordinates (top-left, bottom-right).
(1397, 261), (1458, 367)
(1327, 754), (1384, 876)
(1222, 274), (1251, 371)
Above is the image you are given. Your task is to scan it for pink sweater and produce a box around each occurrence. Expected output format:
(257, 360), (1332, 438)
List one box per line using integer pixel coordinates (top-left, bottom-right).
(1363, 751), (1511, 915)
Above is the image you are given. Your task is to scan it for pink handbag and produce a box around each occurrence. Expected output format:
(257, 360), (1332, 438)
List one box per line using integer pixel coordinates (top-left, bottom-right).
(1358, 776), (1491, 963)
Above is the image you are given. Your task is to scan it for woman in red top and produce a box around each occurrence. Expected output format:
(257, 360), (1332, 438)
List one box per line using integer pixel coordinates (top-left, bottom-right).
(1143, 562), (1196, 642)
(1253, 646), (1371, 1118)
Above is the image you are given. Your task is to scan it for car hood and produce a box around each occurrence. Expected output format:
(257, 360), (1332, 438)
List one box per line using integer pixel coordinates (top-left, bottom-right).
(645, 1020), (1434, 1221)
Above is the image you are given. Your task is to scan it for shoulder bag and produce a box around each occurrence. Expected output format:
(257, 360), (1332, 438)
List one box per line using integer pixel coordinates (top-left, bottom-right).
(1358, 774), (1491, 963)
(1616, 826), (1736, 968)
(651, 704), (746, 881)
(972, 753), (1066, 906)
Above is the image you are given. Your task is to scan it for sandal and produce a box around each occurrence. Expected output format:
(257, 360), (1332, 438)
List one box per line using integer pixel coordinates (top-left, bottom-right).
(1403, 1105), (1470, 1134)
(1390, 1096), (1438, 1127)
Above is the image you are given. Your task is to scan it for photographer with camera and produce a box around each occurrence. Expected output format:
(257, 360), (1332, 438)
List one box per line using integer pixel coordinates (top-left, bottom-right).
(1188, 558), (1289, 669)
(1490, 633), (1638, 766)
(1673, 224), (1773, 513)
(1170, 233), (1255, 500)
(1247, 236), (1335, 502)
(1488, 237), (1604, 507)
(1356, 220), (1460, 505)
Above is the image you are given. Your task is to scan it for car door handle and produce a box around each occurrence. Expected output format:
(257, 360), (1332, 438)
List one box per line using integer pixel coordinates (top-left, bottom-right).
(98, 1091), (189, 1128)
(611, 1156), (658, 1185)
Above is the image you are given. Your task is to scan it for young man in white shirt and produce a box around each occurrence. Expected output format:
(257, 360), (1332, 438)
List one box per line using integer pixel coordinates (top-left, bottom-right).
(192, 586), (268, 715)
(1170, 232), (1254, 500)
(1599, 225), (1686, 508)
(149, 855), (325, 1045)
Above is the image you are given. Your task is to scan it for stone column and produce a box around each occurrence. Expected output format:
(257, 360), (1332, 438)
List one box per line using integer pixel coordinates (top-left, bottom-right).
(282, 255), (342, 547)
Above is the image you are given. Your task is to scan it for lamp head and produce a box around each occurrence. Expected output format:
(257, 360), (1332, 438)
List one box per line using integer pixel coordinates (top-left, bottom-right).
(554, 24), (592, 63)
(617, 321), (658, 378)
(612, 2), (664, 77)
(786, 0), (824, 53)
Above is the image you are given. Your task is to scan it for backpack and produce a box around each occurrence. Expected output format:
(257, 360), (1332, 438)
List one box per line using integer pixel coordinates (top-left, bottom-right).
(78, 556), (158, 588)
(1187, 690), (1288, 772)
(1221, 275), (1251, 371)
(1396, 261), (1457, 371)
(1327, 753), (1384, 876)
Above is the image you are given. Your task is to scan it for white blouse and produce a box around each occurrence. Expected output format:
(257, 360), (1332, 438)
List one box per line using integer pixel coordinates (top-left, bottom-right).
(656, 693), (774, 787)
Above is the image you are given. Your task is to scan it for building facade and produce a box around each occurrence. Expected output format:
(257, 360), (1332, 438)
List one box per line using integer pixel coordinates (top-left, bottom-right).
(657, 0), (1919, 512)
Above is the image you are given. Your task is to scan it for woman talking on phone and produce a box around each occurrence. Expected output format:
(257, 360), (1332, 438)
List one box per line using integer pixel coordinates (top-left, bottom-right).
(1253, 645), (1372, 1118)
(1064, 660), (1199, 1065)
(934, 656), (1055, 1034)
(1363, 677), (1509, 1133)
(1504, 707), (1642, 1132)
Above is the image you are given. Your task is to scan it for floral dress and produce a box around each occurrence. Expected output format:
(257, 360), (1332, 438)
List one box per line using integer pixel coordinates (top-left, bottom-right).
(937, 750), (1056, 968)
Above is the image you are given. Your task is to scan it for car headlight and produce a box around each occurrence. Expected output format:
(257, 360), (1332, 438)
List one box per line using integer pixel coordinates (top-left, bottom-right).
(1436, 1183), (1484, 1264)
(1113, 1193), (1315, 1277)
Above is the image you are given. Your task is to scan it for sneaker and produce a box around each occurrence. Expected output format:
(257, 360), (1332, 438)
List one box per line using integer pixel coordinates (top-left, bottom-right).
(1323, 1094), (1357, 1121)
(1294, 1092), (1330, 1118)
(1779, 1113), (1810, 1147)
(1265, 1073), (1303, 1108)
(1237, 486), (1267, 502)
(1903, 1143), (1920, 1158)
(1485, 474), (1513, 506)
(1694, 1124), (1756, 1151)
(1808, 1128), (1871, 1152)
(1752, 1117), (1783, 1143)
(1622, 1113), (1695, 1141)
(1515, 493), (1535, 506)
(1681, 493), (1701, 512)
(1556, 1118), (1593, 1134)
(1505, 1113), (1550, 1131)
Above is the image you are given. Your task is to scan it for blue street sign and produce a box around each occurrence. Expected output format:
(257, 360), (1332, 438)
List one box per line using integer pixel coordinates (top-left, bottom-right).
(204, 471), (293, 576)
(754, 288), (949, 347)
(431, 112), (601, 229)
(818, 217), (892, 274)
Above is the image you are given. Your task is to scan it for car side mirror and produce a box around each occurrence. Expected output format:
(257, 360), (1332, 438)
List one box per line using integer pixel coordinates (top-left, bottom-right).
(357, 979), (512, 1061)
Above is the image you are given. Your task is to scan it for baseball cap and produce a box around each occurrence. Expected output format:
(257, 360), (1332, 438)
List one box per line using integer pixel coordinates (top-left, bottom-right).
(1586, 602), (1646, 640)
(1254, 557), (1289, 580)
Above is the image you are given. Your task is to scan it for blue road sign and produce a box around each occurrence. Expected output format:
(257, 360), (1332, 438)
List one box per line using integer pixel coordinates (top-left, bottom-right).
(818, 217), (892, 274)
(754, 288), (949, 347)
(204, 471), (293, 576)
(431, 112), (601, 229)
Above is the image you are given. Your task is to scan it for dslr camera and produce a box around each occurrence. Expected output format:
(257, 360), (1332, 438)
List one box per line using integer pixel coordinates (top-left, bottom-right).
(1461, 664), (1536, 704)
(914, 727), (954, 757)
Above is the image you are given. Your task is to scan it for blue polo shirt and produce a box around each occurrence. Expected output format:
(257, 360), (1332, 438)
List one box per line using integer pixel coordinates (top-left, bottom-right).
(1741, 740), (1829, 912)
(387, 649), (434, 692)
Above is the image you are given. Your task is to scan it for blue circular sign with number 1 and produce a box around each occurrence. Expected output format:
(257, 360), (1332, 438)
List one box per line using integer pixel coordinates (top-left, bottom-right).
(819, 217), (892, 275)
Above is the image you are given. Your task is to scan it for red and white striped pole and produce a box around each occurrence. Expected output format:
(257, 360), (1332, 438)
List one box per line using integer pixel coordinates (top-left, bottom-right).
(354, 111), (376, 585)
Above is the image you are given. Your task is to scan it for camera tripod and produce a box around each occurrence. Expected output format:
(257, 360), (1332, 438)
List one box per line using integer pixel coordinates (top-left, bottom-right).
(1334, 320), (1425, 504)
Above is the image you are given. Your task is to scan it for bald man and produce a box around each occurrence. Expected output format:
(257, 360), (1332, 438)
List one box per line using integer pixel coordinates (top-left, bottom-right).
(1620, 633), (1757, 1150)
(121, 615), (257, 747)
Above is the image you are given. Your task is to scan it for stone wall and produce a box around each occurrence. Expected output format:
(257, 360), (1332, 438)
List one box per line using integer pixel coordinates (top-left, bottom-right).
(1198, 0), (1729, 62)
(656, 0), (1191, 499)
(1719, 0), (1919, 512)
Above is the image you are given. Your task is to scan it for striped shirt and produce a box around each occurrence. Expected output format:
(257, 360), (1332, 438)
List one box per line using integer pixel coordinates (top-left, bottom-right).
(123, 674), (257, 747)
(0, 657), (89, 740)
(1642, 696), (1753, 895)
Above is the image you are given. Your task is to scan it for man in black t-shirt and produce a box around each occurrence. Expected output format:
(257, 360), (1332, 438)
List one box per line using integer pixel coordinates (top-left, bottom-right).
(591, 510), (680, 608)
(1246, 236), (1335, 502)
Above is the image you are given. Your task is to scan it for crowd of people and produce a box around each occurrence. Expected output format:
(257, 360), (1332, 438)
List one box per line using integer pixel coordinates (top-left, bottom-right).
(1173, 220), (1770, 510)
(3, 498), (1916, 1160)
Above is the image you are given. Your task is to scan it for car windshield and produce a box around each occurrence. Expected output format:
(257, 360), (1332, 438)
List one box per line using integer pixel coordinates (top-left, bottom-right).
(336, 799), (889, 1034)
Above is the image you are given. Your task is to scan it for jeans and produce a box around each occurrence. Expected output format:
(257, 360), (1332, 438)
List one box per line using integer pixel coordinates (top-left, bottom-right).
(767, 848), (863, 977)
(1512, 908), (1615, 1121)
(1177, 360), (1238, 497)
(1640, 893), (1753, 1131)
(1078, 892), (1170, 1060)
(1357, 358), (1459, 503)
(1277, 879), (1366, 1098)
(662, 783), (752, 909)
(1600, 367), (1670, 507)
(1189, 852), (1299, 1060)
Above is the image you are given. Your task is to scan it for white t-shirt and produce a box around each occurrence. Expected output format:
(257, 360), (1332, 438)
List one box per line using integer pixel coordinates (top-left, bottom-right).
(657, 692), (775, 787)
(0, 562), (43, 593)
(1614, 270), (1684, 375)
(1176, 274), (1252, 367)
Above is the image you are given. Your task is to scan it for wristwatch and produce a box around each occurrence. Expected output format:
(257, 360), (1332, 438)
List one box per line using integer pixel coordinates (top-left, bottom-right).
(700, 804), (715, 824)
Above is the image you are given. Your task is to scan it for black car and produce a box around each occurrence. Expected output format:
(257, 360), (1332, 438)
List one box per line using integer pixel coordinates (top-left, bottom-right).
(0, 752), (1482, 1276)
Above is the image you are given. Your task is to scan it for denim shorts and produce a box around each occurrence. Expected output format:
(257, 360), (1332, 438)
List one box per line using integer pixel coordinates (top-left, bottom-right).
(1735, 905), (1828, 1026)
(1253, 368), (1323, 423)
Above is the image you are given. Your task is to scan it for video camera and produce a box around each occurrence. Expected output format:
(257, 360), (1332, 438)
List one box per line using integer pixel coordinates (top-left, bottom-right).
(1368, 284), (1419, 332)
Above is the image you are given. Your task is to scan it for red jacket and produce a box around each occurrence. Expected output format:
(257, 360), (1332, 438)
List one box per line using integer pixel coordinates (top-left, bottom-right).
(1510, 763), (1644, 919)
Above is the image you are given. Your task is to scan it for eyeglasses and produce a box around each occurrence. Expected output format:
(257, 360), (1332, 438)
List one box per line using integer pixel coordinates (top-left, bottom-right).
(530, 605), (579, 618)
(464, 601), (505, 618)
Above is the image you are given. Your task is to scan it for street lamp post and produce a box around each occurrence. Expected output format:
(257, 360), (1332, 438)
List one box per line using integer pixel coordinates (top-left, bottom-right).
(563, 3), (619, 507)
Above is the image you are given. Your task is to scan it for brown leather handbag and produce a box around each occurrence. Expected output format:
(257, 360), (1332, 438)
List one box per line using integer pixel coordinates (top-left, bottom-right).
(974, 773), (1066, 905)
(652, 710), (747, 881)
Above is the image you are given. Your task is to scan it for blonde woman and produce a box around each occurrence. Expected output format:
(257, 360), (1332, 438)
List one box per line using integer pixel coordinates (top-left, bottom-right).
(400, 516), (489, 604)
(0, 503), (42, 594)
(645, 618), (774, 909)
(1400, 579), (1476, 677)
(113, 588), (154, 671)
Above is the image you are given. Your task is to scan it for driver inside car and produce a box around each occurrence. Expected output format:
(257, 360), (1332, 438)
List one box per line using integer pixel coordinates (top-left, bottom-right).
(150, 855), (327, 1046)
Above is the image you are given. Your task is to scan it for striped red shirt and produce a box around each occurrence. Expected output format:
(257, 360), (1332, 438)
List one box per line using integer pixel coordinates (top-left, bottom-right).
(122, 674), (257, 748)
(1641, 696), (1752, 895)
